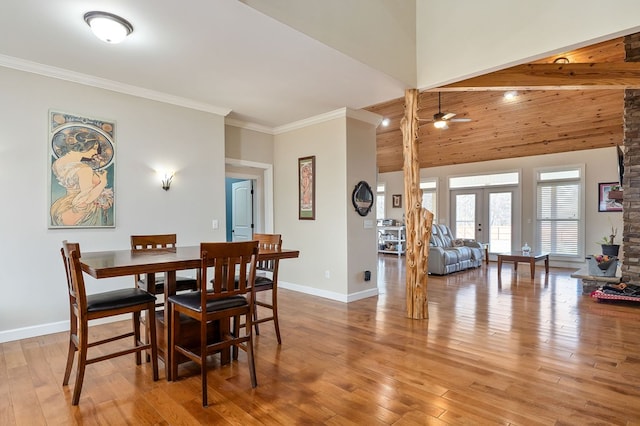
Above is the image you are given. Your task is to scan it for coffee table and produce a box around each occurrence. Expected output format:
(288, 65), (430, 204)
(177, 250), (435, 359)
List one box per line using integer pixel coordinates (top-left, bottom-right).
(497, 251), (549, 276)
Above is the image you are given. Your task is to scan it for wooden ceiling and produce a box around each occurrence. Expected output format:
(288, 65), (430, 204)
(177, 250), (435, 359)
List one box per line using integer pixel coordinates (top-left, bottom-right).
(366, 37), (633, 173)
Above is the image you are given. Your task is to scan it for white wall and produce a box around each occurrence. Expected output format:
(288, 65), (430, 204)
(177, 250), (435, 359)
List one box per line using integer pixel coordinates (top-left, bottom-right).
(417, 1), (640, 88)
(346, 118), (378, 296)
(378, 147), (623, 267)
(243, 0), (417, 86)
(0, 66), (227, 341)
(274, 117), (349, 298)
(272, 109), (380, 301)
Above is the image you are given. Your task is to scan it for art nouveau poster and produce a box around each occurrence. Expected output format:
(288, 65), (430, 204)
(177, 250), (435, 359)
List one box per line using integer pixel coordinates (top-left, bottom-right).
(48, 111), (115, 228)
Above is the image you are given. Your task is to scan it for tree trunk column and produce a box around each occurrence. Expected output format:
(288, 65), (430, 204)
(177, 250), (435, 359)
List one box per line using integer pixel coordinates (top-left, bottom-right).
(400, 89), (434, 319)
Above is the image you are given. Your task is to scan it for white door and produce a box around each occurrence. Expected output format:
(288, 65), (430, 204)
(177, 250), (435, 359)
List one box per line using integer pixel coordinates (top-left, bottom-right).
(232, 180), (253, 241)
(451, 188), (516, 254)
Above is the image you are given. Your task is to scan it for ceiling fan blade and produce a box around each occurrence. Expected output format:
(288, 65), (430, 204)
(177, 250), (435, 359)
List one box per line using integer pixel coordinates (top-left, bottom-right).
(449, 118), (472, 122)
(442, 112), (456, 120)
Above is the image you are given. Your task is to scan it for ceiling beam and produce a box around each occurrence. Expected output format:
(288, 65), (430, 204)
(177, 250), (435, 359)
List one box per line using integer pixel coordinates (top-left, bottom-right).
(439, 63), (640, 91)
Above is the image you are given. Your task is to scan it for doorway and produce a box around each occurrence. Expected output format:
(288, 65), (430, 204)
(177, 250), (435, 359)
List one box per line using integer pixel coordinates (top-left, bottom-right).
(450, 187), (519, 255)
(225, 158), (274, 240)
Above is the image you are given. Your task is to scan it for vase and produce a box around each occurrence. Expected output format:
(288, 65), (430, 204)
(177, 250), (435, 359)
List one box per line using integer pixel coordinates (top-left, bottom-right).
(601, 244), (620, 257)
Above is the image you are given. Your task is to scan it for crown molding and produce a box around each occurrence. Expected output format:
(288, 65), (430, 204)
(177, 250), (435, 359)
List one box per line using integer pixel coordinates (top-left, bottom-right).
(224, 118), (275, 134)
(273, 107), (382, 134)
(0, 54), (232, 116)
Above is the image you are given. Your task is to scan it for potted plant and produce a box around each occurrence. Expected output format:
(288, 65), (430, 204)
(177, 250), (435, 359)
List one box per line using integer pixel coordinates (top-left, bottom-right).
(599, 226), (619, 257)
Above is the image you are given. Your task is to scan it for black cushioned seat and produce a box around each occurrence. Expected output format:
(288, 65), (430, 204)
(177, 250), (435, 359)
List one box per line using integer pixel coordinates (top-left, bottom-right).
(86, 288), (157, 313)
(168, 291), (248, 313)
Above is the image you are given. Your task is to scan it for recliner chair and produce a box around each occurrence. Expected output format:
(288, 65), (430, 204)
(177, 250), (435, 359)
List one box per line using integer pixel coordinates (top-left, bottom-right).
(428, 224), (483, 275)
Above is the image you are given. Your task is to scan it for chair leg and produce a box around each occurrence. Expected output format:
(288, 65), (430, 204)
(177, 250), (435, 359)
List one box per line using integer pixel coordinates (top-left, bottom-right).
(71, 321), (89, 405)
(253, 303), (260, 336)
(62, 340), (76, 386)
(247, 331), (257, 388)
(147, 304), (159, 381)
(169, 305), (179, 382)
(232, 315), (240, 360)
(63, 312), (77, 386)
(272, 288), (281, 344)
(133, 311), (142, 365)
(201, 320), (208, 407)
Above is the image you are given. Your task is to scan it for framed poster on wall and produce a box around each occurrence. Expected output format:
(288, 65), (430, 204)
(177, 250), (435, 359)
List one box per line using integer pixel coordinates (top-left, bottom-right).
(298, 155), (315, 220)
(48, 111), (115, 228)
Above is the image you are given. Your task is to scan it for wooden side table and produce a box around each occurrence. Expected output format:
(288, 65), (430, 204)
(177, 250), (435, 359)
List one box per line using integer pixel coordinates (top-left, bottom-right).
(497, 251), (549, 276)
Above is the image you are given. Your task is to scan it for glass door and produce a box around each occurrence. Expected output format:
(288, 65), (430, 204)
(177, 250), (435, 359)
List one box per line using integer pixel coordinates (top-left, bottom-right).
(451, 188), (516, 254)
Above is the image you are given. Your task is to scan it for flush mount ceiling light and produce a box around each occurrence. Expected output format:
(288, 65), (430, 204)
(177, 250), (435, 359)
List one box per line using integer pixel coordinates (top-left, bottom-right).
(504, 90), (518, 101)
(84, 11), (133, 44)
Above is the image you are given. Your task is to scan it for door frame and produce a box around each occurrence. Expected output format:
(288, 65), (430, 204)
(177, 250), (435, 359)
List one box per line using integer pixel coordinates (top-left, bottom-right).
(225, 158), (274, 233)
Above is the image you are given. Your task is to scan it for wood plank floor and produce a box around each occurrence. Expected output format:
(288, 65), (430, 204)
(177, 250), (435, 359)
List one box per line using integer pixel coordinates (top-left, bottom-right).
(3, 257), (640, 425)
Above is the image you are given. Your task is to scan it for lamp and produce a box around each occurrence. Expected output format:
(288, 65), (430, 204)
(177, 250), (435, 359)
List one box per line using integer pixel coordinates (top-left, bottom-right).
(553, 57), (570, 64)
(433, 120), (448, 129)
(84, 11), (133, 44)
(161, 172), (174, 191)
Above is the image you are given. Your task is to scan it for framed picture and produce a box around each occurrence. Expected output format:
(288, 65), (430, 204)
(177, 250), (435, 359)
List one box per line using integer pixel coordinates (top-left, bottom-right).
(298, 155), (315, 220)
(392, 194), (402, 208)
(598, 182), (623, 212)
(48, 111), (116, 228)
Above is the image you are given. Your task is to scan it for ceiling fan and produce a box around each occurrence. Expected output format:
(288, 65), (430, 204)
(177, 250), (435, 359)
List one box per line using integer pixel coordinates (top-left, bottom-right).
(421, 92), (473, 129)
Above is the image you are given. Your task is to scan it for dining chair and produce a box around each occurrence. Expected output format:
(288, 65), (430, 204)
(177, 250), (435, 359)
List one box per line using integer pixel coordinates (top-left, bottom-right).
(130, 234), (199, 295)
(130, 234), (199, 363)
(168, 240), (259, 407)
(60, 241), (158, 405)
(252, 233), (283, 344)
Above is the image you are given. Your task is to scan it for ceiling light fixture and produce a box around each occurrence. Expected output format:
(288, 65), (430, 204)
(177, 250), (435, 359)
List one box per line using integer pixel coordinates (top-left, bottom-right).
(553, 57), (570, 64)
(381, 118), (390, 127)
(84, 11), (133, 44)
(504, 90), (518, 100)
(433, 120), (448, 129)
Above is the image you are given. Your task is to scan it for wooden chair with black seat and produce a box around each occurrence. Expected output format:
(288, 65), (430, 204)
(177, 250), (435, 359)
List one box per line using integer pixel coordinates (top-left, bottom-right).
(130, 234), (199, 296)
(168, 240), (259, 407)
(252, 233), (284, 344)
(130, 234), (199, 362)
(60, 241), (158, 406)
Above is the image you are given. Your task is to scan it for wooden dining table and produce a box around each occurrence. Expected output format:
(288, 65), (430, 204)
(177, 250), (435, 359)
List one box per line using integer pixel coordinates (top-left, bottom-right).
(79, 245), (300, 380)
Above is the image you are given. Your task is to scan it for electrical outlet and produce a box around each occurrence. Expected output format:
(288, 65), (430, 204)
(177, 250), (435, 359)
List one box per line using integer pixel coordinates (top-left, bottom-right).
(324, 270), (331, 279)
(212, 219), (219, 229)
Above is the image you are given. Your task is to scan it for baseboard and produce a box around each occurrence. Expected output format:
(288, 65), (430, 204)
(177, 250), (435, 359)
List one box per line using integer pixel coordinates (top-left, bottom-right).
(0, 315), (128, 344)
(0, 286), (379, 343)
(279, 281), (379, 303)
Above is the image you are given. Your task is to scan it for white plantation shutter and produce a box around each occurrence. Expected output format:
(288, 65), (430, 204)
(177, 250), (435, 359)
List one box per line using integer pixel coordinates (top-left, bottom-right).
(537, 181), (580, 256)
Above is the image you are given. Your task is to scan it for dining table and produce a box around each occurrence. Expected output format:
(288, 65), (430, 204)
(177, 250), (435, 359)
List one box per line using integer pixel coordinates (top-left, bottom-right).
(79, 244), (300, 380)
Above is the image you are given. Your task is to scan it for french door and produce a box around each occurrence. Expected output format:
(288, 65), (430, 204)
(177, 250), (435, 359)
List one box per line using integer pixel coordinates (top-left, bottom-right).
(450, 187), (518, 254)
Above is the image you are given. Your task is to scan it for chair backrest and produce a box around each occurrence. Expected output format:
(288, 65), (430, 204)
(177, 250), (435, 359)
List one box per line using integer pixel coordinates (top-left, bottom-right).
(253, 233), (282, 273)
(437, 224), (455, 246)
(130, 234), (179, 284)
(131, 234), (178, 251)
(61, 240), (86, 312)
(200, 241), (259, 308)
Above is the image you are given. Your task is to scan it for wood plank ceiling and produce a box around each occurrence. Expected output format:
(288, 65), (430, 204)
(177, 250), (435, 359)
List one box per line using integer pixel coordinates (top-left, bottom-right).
(366, 37), (629, 173)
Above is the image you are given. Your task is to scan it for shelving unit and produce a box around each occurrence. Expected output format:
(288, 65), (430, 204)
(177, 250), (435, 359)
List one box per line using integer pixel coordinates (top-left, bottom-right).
(377, 226), (405, 256)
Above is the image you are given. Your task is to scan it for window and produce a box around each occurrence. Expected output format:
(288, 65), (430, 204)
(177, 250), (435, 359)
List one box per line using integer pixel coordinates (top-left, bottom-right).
(376, 183), (385, 219)
(420, 180), (437, 223)
(536, 167), (583, 257)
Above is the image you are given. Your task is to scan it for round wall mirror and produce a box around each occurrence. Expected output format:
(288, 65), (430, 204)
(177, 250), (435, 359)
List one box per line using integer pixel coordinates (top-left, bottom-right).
(352, 181), (374, 217)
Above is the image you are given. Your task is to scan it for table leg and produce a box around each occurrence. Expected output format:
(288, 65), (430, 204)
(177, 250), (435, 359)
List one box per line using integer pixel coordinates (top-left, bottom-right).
(544, 256), (549, 273)
(530, 259), (535, 276)
(164, 270), (176, 380)
(484, 245), (489, 265)
(497, 256), (503, 276)
(514, 262), (518, 272)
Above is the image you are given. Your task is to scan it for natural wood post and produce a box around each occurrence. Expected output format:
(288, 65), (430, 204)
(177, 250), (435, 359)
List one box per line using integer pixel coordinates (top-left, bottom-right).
(400, 89), (434, 319)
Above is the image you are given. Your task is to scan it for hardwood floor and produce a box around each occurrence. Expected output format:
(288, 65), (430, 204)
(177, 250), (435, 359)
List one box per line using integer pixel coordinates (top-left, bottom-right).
(3, 256), (640, 425)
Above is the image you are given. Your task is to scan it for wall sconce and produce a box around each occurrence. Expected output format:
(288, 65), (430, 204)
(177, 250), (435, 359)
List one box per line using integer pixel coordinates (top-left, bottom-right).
(161, 172), (174, 191)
